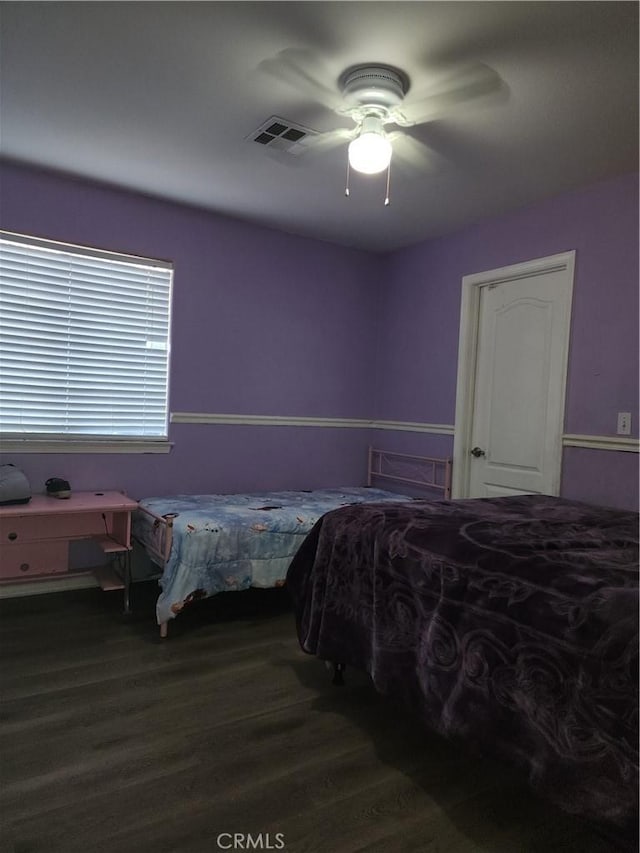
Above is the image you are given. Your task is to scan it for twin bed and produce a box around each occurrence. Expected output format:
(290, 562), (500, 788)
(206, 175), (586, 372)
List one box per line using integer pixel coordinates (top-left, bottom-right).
(132, 448), (451, 637)
(132, 450), (638, 837)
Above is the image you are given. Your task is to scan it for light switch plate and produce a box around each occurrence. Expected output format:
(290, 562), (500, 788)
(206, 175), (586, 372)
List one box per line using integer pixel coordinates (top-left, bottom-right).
(617, 412), (632, 435)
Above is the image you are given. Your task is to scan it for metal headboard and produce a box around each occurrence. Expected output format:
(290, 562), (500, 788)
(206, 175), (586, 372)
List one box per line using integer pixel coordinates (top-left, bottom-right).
(367, 447), (452, 499)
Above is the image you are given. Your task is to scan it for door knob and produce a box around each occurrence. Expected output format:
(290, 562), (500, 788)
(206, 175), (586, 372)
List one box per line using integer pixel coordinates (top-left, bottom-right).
(470, 447), (486, 457)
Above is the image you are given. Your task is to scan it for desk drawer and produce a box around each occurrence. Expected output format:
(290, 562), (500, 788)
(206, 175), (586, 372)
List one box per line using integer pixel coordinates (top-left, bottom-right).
(0, 513), (106, 544)
(0, 542), (69, 578)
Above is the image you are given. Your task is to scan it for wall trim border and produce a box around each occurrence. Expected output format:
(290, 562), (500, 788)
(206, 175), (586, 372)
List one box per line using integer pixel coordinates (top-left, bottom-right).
(562, 434), (639, 453)
(3, 418), (636, 454)
(170, 412), (456, 434)
(171, 412), (367, 429)
(372, 419), (455, 435)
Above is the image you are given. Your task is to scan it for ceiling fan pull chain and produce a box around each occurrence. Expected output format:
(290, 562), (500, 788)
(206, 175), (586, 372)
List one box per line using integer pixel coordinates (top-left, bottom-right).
(344, 157), (351, 197)
(384, 162), (391, 206)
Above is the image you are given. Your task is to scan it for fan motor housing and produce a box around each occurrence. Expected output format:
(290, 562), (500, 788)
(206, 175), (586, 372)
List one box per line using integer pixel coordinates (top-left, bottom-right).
(339, 64), (409, 110)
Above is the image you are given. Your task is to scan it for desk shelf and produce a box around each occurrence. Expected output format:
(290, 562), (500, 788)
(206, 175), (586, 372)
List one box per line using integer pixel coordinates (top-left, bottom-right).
(93, 534), (129, 555)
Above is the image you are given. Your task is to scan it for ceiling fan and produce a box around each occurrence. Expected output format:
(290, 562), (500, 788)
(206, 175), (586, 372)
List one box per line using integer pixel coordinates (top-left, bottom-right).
(257, 51), (507, 202)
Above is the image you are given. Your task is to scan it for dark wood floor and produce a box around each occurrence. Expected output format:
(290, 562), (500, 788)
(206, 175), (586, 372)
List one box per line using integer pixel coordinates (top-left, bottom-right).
(0, 584), (630, 853)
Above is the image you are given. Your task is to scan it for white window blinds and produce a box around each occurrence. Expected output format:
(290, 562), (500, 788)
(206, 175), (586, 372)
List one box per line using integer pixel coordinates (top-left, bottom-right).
(0, 232), (173, 440)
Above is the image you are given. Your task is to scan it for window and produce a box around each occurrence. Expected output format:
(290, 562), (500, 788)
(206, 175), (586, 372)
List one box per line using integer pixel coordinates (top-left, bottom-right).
(0, 231), (173, 452)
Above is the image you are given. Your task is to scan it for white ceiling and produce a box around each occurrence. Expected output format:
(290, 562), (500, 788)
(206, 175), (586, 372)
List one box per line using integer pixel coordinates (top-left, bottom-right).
(1, 2), (638, 252)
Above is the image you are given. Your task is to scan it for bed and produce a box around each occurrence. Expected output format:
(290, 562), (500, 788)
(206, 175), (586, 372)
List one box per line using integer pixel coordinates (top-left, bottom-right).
(286, 494), (639, 839)
(132, 448), (452, 637)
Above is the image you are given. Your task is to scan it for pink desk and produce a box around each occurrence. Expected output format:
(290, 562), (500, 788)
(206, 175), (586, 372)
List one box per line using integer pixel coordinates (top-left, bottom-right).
(0, 491), (138, 610)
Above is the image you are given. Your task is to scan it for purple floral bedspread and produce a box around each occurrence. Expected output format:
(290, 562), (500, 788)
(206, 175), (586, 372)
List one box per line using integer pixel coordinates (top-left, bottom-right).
(286, 495), (639, 833)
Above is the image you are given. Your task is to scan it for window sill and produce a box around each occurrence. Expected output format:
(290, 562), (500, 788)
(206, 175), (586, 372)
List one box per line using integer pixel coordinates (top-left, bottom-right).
(0, 438), (173, 454)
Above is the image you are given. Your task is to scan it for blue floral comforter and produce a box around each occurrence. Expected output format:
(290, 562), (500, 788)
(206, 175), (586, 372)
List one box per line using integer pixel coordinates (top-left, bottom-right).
(133, 488), (413, 626)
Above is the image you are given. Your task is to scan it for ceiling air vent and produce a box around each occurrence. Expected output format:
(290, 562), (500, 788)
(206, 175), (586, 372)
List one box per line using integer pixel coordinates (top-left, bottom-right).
(246, 116), (318, 156)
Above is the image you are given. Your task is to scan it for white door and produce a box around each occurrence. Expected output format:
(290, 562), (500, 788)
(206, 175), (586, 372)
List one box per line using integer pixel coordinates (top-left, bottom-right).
(453, 253), (575, 499)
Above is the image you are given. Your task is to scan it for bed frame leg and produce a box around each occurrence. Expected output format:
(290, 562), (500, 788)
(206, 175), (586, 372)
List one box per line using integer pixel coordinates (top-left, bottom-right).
(332, 662), (345, 686)
(159, 622), (168, 639)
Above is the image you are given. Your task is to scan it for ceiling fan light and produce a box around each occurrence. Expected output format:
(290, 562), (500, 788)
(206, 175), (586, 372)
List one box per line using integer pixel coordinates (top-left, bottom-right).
(348, 131), (392, 174)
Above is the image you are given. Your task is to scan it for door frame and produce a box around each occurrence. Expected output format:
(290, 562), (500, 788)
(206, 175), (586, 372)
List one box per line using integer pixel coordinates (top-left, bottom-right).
(451, 251), (576, 499)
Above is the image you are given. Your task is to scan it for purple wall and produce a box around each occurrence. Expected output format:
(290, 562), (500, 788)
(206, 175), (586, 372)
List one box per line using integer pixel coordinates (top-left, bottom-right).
(373, 172), (639, 510)
(0, 162), (637, 509)
(0, 162), (380, 497)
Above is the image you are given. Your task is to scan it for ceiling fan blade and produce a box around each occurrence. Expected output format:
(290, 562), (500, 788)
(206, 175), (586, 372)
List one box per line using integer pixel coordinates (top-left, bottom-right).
(389, 132), (451, 174)
(257, 48), (343, 114)
(391, 62), (508, 127)
(305, 126), (355, 152)
(401, 122), (499, 172)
